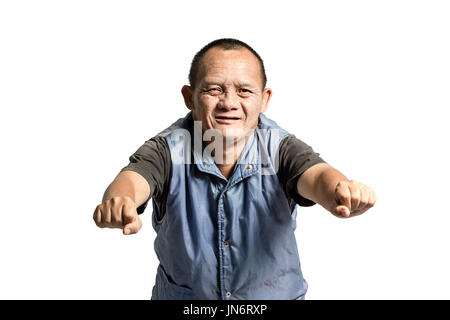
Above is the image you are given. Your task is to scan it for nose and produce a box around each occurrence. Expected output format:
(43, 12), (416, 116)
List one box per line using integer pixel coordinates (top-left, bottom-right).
(218, 91), (239, 111)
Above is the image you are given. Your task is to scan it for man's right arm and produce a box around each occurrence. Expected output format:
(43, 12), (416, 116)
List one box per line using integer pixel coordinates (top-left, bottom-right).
(93, 170), (150, 235)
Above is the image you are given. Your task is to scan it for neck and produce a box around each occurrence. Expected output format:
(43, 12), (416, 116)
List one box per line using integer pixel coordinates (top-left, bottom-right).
(209, 135), (249, 180)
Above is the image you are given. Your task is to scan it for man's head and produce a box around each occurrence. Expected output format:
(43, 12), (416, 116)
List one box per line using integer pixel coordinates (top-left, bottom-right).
(181, 38), (272, 139)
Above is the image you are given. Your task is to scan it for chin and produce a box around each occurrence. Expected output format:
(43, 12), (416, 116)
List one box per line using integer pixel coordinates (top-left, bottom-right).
(217, 127), (249, 140)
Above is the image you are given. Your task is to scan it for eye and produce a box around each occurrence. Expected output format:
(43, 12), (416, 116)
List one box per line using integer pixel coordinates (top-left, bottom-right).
(204, 87), (222, 95)
(239, 88), (252, 95)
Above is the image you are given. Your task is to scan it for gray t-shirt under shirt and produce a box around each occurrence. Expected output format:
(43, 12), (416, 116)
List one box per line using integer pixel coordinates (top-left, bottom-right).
(121, 133), (325, 220)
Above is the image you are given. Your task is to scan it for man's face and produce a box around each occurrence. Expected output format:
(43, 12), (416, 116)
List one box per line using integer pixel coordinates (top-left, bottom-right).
(182, 47), (272, 140)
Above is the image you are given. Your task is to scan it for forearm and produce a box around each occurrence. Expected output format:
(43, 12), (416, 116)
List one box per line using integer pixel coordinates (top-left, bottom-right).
(313, 167), (349, 213)
(103, 177), (135, 202)
(102, 171), (150, 208)
(298, 163), (349, 213)
(94, 171), (148, 235)
(298, 162), (377, 218)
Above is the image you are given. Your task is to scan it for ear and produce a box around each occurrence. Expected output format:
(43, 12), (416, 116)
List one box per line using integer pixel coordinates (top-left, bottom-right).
(261, 88), (272, 113)
(181, 85), (194, 110)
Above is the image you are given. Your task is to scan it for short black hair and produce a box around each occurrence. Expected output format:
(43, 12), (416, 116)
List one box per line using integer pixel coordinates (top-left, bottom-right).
(188, 38), (267, 89)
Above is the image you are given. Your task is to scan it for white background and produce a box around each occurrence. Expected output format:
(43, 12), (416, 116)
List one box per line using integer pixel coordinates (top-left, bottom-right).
(1, 0), (449, 299)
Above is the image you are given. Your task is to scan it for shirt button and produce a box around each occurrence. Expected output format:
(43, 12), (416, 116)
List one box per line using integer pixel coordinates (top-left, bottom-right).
(226, 291), (232, 298)
(246, 164), (253, 170)
(224, 241), (230, 248)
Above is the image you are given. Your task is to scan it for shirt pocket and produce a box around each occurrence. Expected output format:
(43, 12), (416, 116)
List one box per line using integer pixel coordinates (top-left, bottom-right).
(152, 264), (197, 300)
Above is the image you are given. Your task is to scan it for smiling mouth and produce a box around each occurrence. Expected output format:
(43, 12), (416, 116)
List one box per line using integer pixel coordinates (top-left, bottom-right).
(215, 116), (241, 120)
(215, 116), (241, 125)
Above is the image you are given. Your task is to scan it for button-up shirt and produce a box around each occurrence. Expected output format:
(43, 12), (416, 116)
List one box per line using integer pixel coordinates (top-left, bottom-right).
(121, 112), (325, 299)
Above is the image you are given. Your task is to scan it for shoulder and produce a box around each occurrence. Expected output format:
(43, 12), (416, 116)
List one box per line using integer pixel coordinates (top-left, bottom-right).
(257, 113), (290, 133)
(256, 114), (291, 148)
(157, 112), (193, 138)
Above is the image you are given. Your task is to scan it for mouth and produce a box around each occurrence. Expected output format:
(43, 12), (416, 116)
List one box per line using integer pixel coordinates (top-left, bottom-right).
(215, 115), (241, 124)
(215, 116), (241, 125)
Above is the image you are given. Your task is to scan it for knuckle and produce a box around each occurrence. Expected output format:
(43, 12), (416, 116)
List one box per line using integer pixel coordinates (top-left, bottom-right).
(336, 180), (346, 189)
(110, 196), (122, 204)
(108, 197), (117, 207)
(123, 206), (137, 217)
(93, 207), (101, 222)
(111, 202), (123, 213)
(111, 213), (122, 224)
(103, 202), (110, 212)
(360, 199), (368, 207)
(123, 196), (136, 207)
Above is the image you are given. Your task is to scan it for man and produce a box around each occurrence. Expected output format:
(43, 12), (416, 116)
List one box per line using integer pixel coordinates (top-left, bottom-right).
(93, 38), (376, 300)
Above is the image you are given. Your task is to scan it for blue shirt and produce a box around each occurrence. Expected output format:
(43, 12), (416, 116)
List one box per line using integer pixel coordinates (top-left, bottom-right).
(122, 112), (325, 300)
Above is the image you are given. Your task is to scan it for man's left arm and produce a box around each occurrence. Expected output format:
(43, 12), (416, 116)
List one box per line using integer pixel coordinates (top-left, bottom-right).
(297, 163), (377, 218)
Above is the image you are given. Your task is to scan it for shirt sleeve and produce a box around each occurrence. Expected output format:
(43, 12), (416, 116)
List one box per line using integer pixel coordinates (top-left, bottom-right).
(277, 134), (326, 207)
(120, 135), (171, 217)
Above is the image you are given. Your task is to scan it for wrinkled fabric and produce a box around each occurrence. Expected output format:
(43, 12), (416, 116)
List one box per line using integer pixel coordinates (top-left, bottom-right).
(151, 112), (308, 300)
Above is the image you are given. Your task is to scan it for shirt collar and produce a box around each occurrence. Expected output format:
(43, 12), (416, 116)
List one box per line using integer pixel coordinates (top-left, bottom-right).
(190, 114), (261, 182)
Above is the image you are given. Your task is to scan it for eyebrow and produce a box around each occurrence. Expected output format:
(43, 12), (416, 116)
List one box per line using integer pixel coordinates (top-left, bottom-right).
(236, 81), (255, 88)
(201, 80), (257, 88)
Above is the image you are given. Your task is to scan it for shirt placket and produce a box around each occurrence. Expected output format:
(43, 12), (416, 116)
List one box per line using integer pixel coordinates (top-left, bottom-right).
(217, 163), (259, 300)
(217, 187), (231, 300)
(194, 133), (259, 300)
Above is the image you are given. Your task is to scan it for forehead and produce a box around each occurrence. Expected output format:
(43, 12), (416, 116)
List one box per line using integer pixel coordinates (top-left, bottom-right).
(199, 47), (262, 86)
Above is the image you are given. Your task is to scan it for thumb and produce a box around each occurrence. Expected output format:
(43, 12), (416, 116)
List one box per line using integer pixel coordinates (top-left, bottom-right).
(334, 181), (351, 218)
(122, 203), (142, 235)
(335, 205), (350, 218)
(123, 215), (142, 235)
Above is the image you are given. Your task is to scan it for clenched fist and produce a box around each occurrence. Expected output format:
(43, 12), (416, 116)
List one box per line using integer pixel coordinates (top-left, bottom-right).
(93, 196), (142, 235)
(333, 180), (377, 218)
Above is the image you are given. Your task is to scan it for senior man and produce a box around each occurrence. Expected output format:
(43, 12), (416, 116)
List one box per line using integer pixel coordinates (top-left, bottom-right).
(93, 38), (376, 300)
